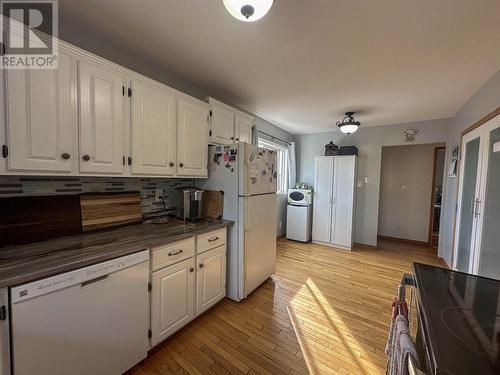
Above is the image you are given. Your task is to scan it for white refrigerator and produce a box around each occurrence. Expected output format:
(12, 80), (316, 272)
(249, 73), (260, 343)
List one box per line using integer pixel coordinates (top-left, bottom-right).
(198, 143), (277, 301)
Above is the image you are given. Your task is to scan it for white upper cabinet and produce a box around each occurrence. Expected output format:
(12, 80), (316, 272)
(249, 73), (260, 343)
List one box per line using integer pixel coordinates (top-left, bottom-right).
(4, 51), (76, 172)
(209, 98), (234, 145)
(176, 97), (208, 177)
(208, 98), (254, 145)
(235, 113), (253, 144)
(78, 60), (125, 174)
(130, 80), (176, 176)
(0, 36), (213, 178)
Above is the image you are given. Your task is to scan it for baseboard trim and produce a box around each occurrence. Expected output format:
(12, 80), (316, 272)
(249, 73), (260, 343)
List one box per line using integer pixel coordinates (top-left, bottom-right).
(377, 235), (429, 247)
(353, 242), (378, 250)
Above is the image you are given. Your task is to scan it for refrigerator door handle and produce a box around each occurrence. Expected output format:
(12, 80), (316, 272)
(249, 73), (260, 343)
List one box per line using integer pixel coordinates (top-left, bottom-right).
(244, 198), (251, 232)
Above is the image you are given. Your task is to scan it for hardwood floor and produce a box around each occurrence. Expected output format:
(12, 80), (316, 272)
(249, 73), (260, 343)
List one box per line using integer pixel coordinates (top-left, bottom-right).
(128, 238), (444, 375)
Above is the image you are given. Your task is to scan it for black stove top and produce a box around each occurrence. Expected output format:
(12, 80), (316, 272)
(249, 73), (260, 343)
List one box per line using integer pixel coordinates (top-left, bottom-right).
(413, 263), (500, 375)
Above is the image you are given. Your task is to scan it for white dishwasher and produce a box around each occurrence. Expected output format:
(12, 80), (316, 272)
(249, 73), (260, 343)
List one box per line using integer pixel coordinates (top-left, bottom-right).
(10, 250), (150, 375)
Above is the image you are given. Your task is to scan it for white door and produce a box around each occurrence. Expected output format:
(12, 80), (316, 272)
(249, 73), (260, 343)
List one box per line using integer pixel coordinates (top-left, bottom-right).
(474, 117), (500, 278)
(235, 113), (253, 144)
(176, 98), (208, 177)
(78, 60), (125, 174)
(331, 156), (356, 249)
(151, 257), (195, 347)
(454, 130), (483, 273)
(242, 194), (277, 297)
(196, 246), (226, 315)
(130, 80), (176, 176)
(454, 115), (500, 279)
(5, 51), (76, 172)
(312, 157), (334, 243)
(209, 103), (234, 145)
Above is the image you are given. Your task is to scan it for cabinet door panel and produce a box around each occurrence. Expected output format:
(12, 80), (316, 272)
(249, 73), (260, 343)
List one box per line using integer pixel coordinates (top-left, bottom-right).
(177, 98), (208, 177)
(130, 81), (176, 176)
(78, 61), (125, 174)
(235, 114), (253, 144)
(210, 105), (234, 144)
(5, 52), (76, 172)
(312, 157), (334, 243)
(151, 258), (195, 347)
(331, 156), (356, 248)
(196, 245), (226, 315)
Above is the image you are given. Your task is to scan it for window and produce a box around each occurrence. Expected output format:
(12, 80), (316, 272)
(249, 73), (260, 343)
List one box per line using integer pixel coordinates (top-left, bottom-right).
(258, 137), (288, 194)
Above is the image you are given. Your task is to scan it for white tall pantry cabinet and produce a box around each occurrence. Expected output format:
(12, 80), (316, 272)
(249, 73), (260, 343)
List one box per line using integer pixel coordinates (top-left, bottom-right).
(312, 156), (357, 250)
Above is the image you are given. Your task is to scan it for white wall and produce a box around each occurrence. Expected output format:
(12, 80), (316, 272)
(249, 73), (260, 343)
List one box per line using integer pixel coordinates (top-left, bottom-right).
(296, 118), (451, 246)
(378, 144), (437, 242)
(439, 69), (500, 266)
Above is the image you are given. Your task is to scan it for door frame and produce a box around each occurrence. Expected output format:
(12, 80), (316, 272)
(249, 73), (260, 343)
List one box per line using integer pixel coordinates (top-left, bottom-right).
(428, 146), (446, 247)
(451, 106), (500, 271)
(452, 128), (484, 272)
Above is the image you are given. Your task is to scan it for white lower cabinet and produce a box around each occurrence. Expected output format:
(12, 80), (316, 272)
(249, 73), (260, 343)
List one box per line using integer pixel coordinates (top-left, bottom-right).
(151, 257), (195, 347)
(196, 245), (226, 315)
(149, 229), (227, 348)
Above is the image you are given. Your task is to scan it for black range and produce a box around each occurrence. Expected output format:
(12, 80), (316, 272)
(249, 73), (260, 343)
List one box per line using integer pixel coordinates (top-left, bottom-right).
(413, 263), (500, 375)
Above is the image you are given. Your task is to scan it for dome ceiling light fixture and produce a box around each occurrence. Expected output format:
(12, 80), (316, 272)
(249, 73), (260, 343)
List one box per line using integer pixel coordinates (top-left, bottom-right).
(223, 0), (274, 22)
(337, 111), (361, 135)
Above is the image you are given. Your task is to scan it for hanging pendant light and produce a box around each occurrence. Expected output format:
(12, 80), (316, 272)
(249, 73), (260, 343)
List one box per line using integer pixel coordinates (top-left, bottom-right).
(337, 112), (361, 135)
(223, 0), (274, 22)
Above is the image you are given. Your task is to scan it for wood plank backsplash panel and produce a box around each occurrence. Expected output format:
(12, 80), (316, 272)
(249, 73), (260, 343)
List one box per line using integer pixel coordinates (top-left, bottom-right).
(80, 192), (142, 232)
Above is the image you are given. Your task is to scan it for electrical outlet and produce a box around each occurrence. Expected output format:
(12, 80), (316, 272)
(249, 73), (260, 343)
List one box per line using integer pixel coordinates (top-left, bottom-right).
(154, 189), (163, 202)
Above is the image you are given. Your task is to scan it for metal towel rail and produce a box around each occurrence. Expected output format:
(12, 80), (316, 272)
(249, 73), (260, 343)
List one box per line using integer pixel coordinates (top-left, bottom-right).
(397, 273), (424, 375)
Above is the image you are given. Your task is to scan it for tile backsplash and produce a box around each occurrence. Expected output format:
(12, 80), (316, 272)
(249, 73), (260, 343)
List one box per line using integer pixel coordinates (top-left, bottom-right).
(0, 176), (194, 218)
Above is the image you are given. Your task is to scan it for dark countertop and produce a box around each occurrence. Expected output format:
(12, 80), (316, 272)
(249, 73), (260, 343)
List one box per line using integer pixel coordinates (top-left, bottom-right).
(0, 219), (233, 288)
(413, 263), (500, 375)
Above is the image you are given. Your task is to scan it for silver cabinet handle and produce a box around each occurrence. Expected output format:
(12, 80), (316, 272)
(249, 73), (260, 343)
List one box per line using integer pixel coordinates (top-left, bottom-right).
(168, 249), (183, 256)
(208, 237), (219, 242)
(473, 199), (481, 218)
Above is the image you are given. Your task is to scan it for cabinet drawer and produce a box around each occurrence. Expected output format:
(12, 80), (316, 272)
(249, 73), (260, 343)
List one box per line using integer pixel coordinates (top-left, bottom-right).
(197, 229), (226, 254)
(152, 237), (195, 271)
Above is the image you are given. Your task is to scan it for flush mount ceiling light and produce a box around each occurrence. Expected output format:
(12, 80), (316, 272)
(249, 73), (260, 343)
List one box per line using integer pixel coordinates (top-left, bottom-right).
(223, 0), (274, 22)
(337, 111), (361, 135)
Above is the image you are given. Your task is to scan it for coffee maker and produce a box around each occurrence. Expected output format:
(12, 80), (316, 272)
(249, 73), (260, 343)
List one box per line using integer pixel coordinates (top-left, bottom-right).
(177, 187), (204, 222)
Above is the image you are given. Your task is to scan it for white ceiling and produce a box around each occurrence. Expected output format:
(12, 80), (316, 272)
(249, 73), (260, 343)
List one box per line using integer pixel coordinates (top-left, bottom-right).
(58, 0), (500, 134)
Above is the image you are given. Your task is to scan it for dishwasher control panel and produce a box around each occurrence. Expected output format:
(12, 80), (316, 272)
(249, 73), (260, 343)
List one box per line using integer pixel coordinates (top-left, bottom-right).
(11, 250), (149, 304)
